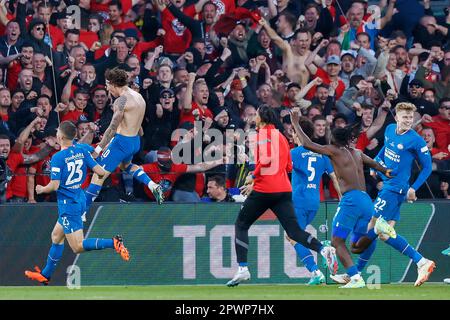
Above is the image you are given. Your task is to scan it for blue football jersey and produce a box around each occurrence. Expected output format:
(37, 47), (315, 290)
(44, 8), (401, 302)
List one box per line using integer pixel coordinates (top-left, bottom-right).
(291, 146), (334, 211)
(375, 124), (432, 194)
(50, 144), (98, 202)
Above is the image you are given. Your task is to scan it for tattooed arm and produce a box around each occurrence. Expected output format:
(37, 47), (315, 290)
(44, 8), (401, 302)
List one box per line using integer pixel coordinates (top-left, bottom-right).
(23, 144), (53, 165)
(97, 96), (127, 150)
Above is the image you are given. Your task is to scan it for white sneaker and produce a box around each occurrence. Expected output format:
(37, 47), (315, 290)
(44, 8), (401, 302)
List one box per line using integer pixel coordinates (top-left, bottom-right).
(414, 259), (436, 287)
(226, 267), (251, 287)
(444, 278), (450, 284)
(339, 276), (366, 289)
(330, 273), (351, 284)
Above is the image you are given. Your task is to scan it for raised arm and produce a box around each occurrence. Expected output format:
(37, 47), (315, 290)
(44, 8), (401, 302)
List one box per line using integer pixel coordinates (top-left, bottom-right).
(290, 108), (335, 156)
(96, 96), (127, 151)
(259, 18), (290, 53)
(305, 39), (329, 76)
(23, 144), (53, 165)
(11, 117), (41, 153)
(183, 73), (196, 111)
(365, 101), (389, 139)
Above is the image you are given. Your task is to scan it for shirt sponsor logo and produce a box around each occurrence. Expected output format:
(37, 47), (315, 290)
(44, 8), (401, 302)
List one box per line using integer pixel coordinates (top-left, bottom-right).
(397, 144), (403, 150)
(420, 146), (429, 153)
(51, 167), (60, 172)
(385, 147), (400, 163)
(172, 19), (186, 36)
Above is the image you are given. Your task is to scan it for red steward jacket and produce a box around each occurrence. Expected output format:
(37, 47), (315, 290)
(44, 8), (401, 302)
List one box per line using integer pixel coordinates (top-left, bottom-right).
(253, 124), (293, 193)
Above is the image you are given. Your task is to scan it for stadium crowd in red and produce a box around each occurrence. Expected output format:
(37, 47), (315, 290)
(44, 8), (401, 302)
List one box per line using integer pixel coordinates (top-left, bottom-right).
(0, 0), (449, 203)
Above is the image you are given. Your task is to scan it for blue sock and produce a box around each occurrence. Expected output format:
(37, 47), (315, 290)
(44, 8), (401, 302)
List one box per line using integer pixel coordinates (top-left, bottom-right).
(294, 243), (319, 272)
(238, 262), (248, 267)
(82, 238), (114, 251)
(385, 234), (423, 263)
(41, 243), (64, 279)
(85, 184), (102, 214)
(357, 240), (377, 272)
(346, 265), (359, 277)
(367, 228), (378, 241)
(131, 167), (152, 186)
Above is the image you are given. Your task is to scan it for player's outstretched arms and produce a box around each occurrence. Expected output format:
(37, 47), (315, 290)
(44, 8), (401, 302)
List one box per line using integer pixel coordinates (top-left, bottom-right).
(36, 180), (60, 194)
(360, 152), (393, 178)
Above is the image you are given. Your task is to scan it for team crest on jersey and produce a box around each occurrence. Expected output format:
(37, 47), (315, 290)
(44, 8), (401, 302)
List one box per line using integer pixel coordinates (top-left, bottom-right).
(397, 144), (403, 150)
(213, 0), (226, 15)
(172, 19), (186, 36)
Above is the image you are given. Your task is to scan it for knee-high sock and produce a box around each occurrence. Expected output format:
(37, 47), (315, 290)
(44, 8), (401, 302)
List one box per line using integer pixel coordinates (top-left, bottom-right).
(41, 243), (64, 279)
(85, 183), (102, 214)
(82, 238), (114, 251)
(294, 243), (319, 272)
(385, 234), (423, 263)
(357, 240), (377, 272)
(125, 164), (154, 187)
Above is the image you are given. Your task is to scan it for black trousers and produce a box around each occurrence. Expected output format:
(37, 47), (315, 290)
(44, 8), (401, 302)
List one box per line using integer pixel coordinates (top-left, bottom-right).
(235, 191), (323, 264)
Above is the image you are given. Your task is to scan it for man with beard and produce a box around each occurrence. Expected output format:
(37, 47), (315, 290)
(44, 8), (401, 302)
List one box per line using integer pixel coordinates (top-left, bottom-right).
(400, 79), (438, 116)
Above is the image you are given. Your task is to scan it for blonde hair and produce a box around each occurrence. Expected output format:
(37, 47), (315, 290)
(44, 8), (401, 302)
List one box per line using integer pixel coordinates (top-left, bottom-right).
(395, 102), (417, 113)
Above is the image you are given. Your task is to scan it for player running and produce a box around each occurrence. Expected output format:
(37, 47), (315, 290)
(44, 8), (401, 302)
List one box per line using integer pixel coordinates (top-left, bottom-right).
(290, 108), (394, 288)
(286, 116), (341, 285)
(226, 105), (338, 287)
(84, 68), (164, 217)
(336, 102), (435, 287)
(25, 121), (129, 285)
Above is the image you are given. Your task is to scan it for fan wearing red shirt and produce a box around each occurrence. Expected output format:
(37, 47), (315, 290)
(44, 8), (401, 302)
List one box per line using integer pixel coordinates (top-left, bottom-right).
(180, 74), (213, 125)
(155, 0), (197, 55)
(227, 105), (336, 287)
(58, 89), (90, 123)
(421, 98), (450, 158)
(123, 28), (160, 62)
(305, 40), (345, 101)
(141, 147), (221, 201)
(106, 1), (141, 36)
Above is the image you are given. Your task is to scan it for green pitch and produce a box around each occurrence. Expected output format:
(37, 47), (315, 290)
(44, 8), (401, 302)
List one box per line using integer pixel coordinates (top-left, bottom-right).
(0, 284), (448, 300)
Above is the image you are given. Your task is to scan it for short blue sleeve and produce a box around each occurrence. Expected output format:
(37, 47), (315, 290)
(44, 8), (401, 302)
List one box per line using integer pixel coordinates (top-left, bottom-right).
(83, 148), (99, 170)
(323, 155), (334, 175)
(50, 153), (63, 181)
(76, 142), (94, 153)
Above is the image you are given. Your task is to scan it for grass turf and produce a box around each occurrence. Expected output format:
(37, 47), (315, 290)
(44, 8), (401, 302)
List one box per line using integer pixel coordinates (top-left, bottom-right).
(0, 284), (448, 300)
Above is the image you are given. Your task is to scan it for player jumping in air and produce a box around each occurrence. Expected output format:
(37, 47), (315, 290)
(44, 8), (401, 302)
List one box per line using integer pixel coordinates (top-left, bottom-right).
(84, 68), (164, 218)
(335, 102), (436, 287)
(290, 108), (394, 288)
(226, 105), (338, 287)
(25, 121), (130, 285)
(286, 116), (342, 285)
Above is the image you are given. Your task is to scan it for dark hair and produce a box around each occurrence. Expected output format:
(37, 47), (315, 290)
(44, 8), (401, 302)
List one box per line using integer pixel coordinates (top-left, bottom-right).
(439, 97), (450, 107)
(298, 117), (314, 138)
(293, 28), (311, 41)
(109, 0), (122, 11)
(0, 134), (10, 140)
(202, 1), (217, 11)
(21, 41), (34, 49)
(350, 74), (364, 88)
(312, 115), (326, 123)
(331, 126), (352, 146)
(429, 40), (442, 48)
(65, 29), (80, 37)
(38, 2), (53, 10)
(441, 65), (450, 81)
(328, 39), (342, 50)
(279, 11), (297, 30)
(37, 94), (51, 101)
(393, 45), (407, 53)
(208, 175), (226, 188)
(257, 104), (278, 125)
(390, 30), (406, 39)
(357, 32), (371, 41)
(59, 121), (77, 140)
(88, 13), (103, 24)
(105, 67), (128, 87)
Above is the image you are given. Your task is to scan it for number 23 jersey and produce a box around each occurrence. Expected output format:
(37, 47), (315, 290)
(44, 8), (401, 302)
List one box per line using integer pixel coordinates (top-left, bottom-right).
(50, 145), (98, 203)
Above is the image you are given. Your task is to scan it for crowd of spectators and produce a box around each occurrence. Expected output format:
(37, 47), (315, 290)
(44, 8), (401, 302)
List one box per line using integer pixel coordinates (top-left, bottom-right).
(0, 0), (449, 204)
